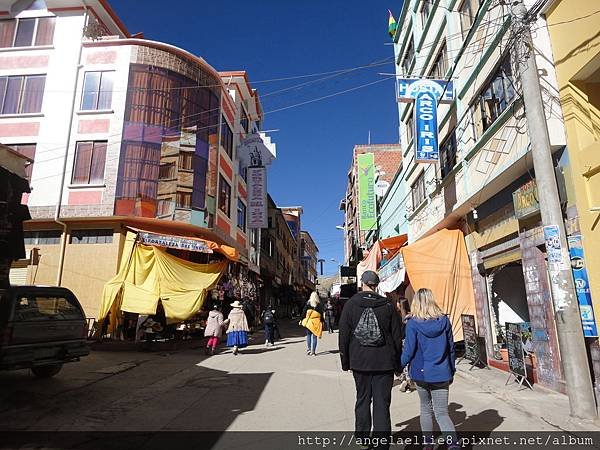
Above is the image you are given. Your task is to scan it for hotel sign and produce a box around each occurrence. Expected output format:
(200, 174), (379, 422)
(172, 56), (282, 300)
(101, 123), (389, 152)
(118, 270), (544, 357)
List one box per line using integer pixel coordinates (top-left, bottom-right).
(513, 180), (539, 220)
(396, 79), (454, 163)
(248, 166), (268, 229)
(138, 232), (213, 253)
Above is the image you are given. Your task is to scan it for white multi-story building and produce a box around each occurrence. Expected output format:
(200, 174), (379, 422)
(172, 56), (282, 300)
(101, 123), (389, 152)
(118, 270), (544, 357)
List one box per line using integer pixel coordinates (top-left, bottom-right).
(392, 0), (569, 392)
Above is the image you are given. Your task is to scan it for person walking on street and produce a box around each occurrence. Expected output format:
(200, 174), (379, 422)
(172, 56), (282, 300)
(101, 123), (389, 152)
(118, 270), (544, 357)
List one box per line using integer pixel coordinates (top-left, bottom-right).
(324, 299), (336, 333)
(242, 297), (256, 333)
(225, 300), (249, 355)
(262, 306), (276, 347)
(204, 304), (224, 355)
(300, 292), (323, 356)
(338, 271), (403, 448)
(401, 288), (458, 450)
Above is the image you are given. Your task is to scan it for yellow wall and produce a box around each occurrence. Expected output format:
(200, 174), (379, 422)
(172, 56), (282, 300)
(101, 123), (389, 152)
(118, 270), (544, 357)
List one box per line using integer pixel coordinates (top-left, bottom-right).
(25, 225), (124, 319)
(546, 1), (600, 324)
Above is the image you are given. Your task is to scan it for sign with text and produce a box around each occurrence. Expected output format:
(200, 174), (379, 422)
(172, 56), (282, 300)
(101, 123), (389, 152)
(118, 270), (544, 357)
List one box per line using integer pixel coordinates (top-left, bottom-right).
(461, 314), (478, 363)
(513, 180), (540, 220)
(138, 232), (213, 253)
(247, 166), (268, 229)
(357, 153), (376, 231)
(568, 235), (598, 337)
(397, 78), (454, 164)
(506, 322), (527, 379)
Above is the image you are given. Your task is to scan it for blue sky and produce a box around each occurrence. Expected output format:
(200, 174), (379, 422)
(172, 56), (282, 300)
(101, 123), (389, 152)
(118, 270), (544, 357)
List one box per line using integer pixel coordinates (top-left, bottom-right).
(111, 0), (402, 275)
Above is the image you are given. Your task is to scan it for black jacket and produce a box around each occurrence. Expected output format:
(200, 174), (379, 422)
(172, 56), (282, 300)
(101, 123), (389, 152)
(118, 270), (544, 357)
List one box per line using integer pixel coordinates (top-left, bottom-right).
(301, 301), (324, 321)
(338, 291), (403, 372)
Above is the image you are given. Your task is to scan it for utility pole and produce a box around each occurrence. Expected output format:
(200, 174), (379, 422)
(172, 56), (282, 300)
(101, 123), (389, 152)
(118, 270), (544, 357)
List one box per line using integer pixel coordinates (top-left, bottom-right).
(512, 1), (597, 419)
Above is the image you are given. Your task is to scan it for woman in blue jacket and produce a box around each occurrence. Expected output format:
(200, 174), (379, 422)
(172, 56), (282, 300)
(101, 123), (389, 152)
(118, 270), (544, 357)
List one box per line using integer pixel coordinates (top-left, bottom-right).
(401, 288), (458, 450)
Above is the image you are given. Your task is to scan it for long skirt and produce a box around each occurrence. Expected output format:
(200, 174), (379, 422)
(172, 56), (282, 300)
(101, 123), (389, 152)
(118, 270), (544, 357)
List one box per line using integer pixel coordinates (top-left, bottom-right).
(226, 330), (248, 348)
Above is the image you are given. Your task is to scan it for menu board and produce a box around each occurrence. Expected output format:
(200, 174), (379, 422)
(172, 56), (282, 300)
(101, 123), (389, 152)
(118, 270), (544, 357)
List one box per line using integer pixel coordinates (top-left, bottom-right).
(461, 314), (478, 362)
(506, 322), (527, 378)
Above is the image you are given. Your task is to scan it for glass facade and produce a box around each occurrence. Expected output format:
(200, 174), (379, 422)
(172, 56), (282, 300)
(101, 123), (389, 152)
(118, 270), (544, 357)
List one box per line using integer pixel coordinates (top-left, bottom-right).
(115, 63), (220, 217)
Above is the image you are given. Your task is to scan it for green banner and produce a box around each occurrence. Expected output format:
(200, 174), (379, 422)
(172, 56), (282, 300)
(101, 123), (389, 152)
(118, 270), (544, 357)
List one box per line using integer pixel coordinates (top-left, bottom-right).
(358, 153), (376, 231)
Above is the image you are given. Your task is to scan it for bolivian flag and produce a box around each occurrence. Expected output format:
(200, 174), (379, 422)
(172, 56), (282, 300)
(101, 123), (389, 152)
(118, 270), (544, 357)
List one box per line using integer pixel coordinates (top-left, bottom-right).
(388, 10), (397, 38)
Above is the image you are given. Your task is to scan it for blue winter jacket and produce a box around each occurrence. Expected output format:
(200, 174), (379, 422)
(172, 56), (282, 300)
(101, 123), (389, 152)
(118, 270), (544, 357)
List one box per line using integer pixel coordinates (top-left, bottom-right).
(400, 315), (455, 384)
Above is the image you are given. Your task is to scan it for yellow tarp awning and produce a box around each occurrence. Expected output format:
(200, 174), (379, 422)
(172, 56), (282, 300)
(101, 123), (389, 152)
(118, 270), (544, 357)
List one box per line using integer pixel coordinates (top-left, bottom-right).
(401, 229), (477, 341)
(99, 232), (227, 323)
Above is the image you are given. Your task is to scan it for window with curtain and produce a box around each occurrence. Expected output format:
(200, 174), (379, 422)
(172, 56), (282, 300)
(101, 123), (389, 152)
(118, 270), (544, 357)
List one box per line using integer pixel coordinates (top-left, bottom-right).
(218, 175), (231, 216)
(81, 71), (114, 110)
(421, 0), (431, 26)
(116, 141), (160, 199)
(11, 144), (36, 182)
(402, 37), (415, 75)
(176, 192), (192, 209)
(179, 152), (193, 170)
(0, 75), (46, 115)
(459, 0), (482, 39)
(430, 42), (449, 79)
(439, 131), (458, 179)
(0, 17), (55, 48)
(411, 171), (427, 209)
(220, 117), (234, 159)
(71, 141), (107, 185)
(472, 54), (516, 139)
(237, 199), (247, 232)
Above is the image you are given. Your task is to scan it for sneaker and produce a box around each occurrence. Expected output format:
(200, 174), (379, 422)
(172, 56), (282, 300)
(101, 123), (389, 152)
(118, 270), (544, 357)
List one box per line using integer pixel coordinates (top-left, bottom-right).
(311, 352), (317, 356)
(306, 349), (311, 355)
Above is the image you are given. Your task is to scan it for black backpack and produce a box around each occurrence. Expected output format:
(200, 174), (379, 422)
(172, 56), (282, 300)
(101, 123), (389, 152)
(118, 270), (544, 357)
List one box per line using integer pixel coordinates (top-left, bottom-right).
(353, 307), (385, 347)
(263, 311), (274, 324)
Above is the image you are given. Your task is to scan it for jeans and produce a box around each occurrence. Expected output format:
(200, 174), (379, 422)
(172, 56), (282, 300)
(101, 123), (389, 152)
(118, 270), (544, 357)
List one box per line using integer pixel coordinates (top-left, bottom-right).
(306, 330), (318, 353)
(264, 323), (275, 344)
(352, 370), (394, 447)
(415, 382), (457, 447)
(325, 315), (335, 333)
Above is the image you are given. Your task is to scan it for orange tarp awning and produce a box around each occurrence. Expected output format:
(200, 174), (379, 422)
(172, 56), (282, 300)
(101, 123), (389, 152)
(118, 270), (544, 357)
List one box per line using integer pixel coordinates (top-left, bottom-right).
(401, 229), (476, 341)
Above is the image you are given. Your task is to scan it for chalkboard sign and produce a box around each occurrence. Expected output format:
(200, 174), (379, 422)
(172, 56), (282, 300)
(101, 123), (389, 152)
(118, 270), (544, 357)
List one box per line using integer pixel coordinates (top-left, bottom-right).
(506, 322), (527, 378)
(461, 314), (478, 362)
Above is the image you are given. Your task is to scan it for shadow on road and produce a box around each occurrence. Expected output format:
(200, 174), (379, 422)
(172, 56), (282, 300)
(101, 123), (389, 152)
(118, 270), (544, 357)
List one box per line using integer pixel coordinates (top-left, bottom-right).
(394, 402), (505, 449)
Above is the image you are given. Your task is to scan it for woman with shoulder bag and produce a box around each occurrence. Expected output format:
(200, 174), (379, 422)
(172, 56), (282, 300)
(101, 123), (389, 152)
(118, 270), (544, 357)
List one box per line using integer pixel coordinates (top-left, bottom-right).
(400, 288), (459, 450)
(300, 292), (323, 356)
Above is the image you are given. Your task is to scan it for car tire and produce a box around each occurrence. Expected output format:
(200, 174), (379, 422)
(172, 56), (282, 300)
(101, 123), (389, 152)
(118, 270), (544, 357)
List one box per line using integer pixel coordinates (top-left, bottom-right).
(31, 363), (63, 378)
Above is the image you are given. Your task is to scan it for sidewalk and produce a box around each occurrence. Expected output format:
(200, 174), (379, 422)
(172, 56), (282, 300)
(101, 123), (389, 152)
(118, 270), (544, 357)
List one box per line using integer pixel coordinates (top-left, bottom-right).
(455, 361), (600, 432)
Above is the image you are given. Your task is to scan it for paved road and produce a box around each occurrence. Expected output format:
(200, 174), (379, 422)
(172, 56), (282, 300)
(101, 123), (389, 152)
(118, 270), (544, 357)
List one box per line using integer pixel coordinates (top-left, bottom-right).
(0, 320), (560, 448)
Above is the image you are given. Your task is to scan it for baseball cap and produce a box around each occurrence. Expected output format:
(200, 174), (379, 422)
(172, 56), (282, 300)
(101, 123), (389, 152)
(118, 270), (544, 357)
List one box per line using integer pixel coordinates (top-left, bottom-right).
(361, 270), (380, 286)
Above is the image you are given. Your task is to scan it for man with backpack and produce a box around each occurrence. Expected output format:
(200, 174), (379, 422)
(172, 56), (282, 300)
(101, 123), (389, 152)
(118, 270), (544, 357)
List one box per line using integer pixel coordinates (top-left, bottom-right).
(338, 271), (403, 447)
(261, 307), (276, 347)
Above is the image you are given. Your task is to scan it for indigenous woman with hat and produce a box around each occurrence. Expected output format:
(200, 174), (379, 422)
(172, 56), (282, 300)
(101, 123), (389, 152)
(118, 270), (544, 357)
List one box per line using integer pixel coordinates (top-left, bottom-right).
(225, 300), (250, 355)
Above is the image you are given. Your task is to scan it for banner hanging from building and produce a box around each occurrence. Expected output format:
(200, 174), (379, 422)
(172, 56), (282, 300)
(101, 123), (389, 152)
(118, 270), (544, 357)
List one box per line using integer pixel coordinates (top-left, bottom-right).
(568, 235), (598, 337)
(247, 166), (268, 229)
(357, 153), (376, 231)
(396, 78), (454, 163)
(138, 232), (213, 253)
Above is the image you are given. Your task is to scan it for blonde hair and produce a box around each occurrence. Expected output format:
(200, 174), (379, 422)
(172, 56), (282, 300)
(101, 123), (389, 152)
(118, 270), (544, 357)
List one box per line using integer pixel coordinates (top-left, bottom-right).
(308, 291), (320, 308)
(411, 288), (444, 319)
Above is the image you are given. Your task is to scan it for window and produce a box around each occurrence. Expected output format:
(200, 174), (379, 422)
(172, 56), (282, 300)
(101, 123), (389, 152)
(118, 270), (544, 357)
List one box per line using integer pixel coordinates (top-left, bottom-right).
(459, 0), (480, 39)
(179, 152), (193, 170)
(406, 113), (414, 144)
(23, 230), (61, 245)
(0, 17), (55, 48)
(70, 229), (113, 244)
(72, 141), (107, 185)
(472, 55), (516, 138)
(157, 199), (174, 216)
(421, 0), (431, 26)
(430, 42), (448, 79)
(11, 144), (36, 182)
(402, 38), (415, 75)
(439, 131), (457, 178)
(176, 192), (192, 208)
(239, 160), (247, 182)
(240, 107), (249, 133)
(221, 117), (234, 158)
(237, 199), (247, 232)
(218, 175), (231, 216)
(158, 162), (175, 180)
(81, 71), (114, 111)
(411, 171), (427, 209)
(14, 294), (83, 322)
(0, 75), (46, 115)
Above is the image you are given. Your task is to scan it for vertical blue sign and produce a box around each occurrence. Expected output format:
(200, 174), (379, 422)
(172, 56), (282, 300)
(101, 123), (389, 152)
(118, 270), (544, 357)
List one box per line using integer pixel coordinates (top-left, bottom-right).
(415, 91), (439, 162)
(568, 235), (598, 337)
(396, 79), (454, 164)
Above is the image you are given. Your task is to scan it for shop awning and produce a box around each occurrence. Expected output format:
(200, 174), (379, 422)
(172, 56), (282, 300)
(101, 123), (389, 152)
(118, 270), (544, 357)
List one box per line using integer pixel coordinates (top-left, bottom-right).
(401, 228), (476, 341)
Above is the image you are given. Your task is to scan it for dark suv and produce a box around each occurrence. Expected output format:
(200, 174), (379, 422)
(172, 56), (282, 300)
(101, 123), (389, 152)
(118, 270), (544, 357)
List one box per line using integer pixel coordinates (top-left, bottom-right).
(0, 286), (90, 377)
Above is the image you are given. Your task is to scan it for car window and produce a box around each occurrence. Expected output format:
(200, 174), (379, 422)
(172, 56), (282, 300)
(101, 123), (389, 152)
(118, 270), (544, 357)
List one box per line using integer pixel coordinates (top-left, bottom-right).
(14, 295), (83, 321)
